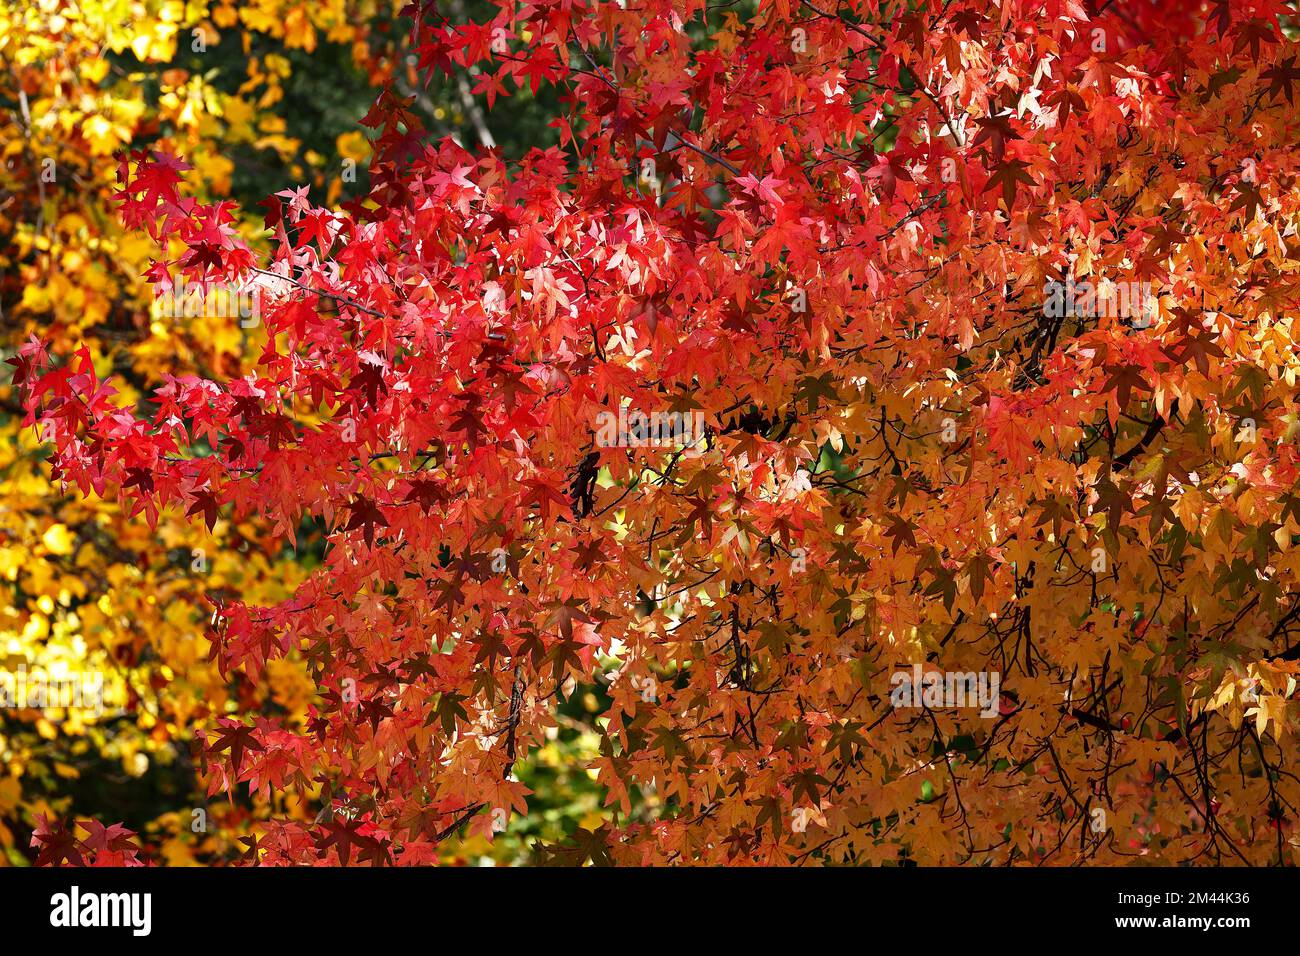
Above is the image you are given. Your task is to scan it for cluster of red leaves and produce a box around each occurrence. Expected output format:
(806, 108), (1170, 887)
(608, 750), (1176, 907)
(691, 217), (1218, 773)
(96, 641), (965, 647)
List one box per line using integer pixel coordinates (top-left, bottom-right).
(19, 0), (1300, 864)
(30, 815), (144, 867)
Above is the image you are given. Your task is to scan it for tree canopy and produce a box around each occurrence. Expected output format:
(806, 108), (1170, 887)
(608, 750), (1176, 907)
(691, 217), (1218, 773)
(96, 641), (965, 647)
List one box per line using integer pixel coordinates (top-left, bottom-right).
(13, 0), (1300, 866)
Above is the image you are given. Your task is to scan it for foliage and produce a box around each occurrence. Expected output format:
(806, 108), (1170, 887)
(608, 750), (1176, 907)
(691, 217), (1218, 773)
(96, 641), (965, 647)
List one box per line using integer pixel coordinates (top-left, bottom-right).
(17, 0), (1300, 866)
(0, 0), (396, 864)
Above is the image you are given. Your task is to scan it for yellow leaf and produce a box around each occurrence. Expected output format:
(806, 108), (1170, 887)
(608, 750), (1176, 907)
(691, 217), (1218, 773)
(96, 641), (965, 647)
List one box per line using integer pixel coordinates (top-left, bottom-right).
(42, 523), (75, 556)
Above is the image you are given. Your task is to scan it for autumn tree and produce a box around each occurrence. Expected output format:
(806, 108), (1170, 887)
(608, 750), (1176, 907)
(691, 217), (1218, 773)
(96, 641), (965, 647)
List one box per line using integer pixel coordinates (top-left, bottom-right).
(19, 0), (1300, 865)
(0, 0), (399, 864)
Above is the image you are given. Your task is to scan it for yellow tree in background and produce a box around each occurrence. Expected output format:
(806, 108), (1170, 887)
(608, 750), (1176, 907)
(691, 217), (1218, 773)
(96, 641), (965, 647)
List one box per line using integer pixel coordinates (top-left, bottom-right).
(0, 0), (392, 864)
